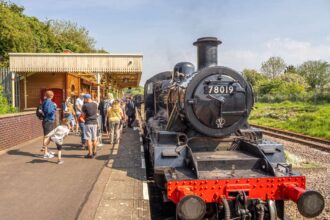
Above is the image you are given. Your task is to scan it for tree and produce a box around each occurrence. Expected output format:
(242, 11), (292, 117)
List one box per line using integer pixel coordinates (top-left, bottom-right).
(0, 1), (103, 67)
(297, 61), (330, 91)
(297, 60), (330, 102)
(0, 1), (61, 66)
(242, 69), (266, 86)
(280, 72), (307, 86)
(285, 65), (297, 74)
(261, 56), (286, 79)
(125, 86), (144, 96)
(48, 20), (96, 53)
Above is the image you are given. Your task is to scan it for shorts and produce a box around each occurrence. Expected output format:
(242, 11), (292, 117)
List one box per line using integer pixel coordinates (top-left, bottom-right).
(85, 124), (98, 141)
(56, 143), (62, 151)
(107, 120), (120, 131)
(42, 120), (54, 136)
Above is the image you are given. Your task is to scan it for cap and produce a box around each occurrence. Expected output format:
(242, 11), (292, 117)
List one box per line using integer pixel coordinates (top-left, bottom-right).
(83, 94), (91, 99)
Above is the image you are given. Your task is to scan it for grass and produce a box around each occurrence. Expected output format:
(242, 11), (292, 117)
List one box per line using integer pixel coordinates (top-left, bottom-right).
(249, 101), (330, 140)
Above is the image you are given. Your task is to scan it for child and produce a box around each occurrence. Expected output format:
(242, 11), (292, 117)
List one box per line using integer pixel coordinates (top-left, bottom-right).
(45, 118), (70, 164)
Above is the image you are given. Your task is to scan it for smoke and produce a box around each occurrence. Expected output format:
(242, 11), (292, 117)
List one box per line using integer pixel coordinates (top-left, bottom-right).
(140, 0), (230, 84)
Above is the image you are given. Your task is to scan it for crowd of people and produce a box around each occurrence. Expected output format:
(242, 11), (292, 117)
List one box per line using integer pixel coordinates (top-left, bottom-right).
(39, 90), (137, 164)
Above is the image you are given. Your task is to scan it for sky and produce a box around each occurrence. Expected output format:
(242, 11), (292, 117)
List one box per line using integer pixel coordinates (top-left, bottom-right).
(11, 0), (330, 84)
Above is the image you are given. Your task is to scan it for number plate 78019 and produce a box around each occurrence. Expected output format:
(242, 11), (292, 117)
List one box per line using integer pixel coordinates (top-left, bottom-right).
(204, 85), (235, 94)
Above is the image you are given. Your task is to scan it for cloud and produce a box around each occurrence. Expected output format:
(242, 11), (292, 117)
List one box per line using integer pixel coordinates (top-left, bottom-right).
(220, 50), (261, 71)
(141, 37), (330, 83)
(218, 38), (330, 73)
(265, 38), (311, 50)
(263, 38), (330, 64)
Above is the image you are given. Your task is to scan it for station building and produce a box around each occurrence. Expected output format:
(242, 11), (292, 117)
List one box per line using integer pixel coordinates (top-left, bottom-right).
(9, 52), (143, 111)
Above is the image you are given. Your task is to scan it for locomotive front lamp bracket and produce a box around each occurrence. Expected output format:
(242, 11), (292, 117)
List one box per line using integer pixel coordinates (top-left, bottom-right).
(207, 94), (225, 103)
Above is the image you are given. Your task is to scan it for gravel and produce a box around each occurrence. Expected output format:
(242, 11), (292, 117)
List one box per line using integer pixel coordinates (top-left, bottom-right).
(265, 135), (330, 220)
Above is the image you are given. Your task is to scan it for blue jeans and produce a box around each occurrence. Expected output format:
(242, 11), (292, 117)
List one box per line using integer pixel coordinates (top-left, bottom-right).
(79, 122), (86, 145)
(77, 113), (86, 145)
(66, 113), (76, 128)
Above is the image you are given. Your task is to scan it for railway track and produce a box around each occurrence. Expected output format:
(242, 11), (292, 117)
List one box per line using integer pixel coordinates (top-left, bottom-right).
(251, 124), (330, 153)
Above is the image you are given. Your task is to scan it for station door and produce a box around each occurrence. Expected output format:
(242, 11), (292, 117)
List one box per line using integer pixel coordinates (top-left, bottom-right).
(40, 88), (63, 108)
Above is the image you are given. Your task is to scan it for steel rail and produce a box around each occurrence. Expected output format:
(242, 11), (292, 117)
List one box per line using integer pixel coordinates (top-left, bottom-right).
(250, 124), (330, 153)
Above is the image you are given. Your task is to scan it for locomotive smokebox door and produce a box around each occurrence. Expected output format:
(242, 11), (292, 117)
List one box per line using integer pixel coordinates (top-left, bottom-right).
(184, 66), (253, 137)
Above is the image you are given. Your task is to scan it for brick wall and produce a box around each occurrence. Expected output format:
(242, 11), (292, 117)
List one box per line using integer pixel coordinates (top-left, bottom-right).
(0, 111), (60, 151)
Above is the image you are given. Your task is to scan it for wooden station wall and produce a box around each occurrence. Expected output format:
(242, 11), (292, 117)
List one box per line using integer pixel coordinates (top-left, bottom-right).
(19, 72), (107, 111)
(66, 73), (80, 98)
(20, 73), (66, 110)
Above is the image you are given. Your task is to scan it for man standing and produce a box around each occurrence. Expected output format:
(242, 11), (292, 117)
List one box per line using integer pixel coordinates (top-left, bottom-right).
(76, 93), (86, 148)
(42, 90), (57, 158)
(98, 96), (105, 132)
(125, 96), (136, 128)
(82, 94), (98, 158)
(101, 93), (114, 132)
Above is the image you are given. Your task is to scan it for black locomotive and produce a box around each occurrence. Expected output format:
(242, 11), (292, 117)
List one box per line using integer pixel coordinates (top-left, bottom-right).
(143, 37), (324, 220)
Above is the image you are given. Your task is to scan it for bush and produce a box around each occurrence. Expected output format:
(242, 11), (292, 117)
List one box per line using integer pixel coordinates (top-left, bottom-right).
(0, 85), (16, 114)
(312, 93), (330, 103)
(255, 78), (307, 102)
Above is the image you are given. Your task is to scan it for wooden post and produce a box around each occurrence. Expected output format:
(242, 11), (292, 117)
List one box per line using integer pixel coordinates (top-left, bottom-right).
(96, 72), (101, 103)
(118, 89), (122, 98)
(11, 72), (15, 107)
(24, 73), (27, 109)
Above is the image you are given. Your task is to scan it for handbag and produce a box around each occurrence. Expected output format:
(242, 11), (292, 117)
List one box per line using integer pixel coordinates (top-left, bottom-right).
(78, 114), (85, 123)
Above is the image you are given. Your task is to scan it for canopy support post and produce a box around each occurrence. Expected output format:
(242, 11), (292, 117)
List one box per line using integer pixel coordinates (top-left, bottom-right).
(11, 72), (16, 107)
(96, 72), (101, 103)
(24, 73), (27, 109)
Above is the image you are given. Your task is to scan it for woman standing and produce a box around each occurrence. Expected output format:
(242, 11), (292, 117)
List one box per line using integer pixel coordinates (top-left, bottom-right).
(64, 97), (77, 132)
(106, 100), (123, 144)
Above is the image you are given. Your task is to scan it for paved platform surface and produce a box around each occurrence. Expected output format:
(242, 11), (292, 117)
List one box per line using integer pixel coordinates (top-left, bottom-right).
(0, 126), (150, 220)
(92, 128), (150, 220)
(0, 133), (110, 220)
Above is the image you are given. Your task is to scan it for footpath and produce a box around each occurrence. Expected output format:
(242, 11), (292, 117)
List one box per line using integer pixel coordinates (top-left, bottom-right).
(0, 127), (150, 220)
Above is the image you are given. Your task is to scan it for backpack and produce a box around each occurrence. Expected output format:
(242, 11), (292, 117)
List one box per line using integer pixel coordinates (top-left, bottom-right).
(103, 100), (112, 114)
(36, 104), (45, 120)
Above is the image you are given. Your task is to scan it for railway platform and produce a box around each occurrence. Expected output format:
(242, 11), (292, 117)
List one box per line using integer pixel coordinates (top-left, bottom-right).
(84, 127), (150, 220)
(0, 127), (150, 220)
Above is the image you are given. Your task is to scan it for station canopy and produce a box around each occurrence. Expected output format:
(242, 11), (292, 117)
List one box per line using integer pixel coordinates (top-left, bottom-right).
(9, 53), (143, 88)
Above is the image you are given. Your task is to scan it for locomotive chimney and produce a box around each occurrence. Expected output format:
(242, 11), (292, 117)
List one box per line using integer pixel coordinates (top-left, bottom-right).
(193, 37), (222, 70)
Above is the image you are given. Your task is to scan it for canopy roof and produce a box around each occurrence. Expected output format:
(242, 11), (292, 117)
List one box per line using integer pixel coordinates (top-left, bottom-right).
(9, 53), (143, 88)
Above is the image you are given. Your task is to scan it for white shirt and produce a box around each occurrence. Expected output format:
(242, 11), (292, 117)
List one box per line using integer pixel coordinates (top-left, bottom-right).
(75, 98), (84, 114)
(46, 125), (70, 145)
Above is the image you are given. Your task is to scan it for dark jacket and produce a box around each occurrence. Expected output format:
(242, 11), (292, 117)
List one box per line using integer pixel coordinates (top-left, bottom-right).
(125, 100), (135, 116)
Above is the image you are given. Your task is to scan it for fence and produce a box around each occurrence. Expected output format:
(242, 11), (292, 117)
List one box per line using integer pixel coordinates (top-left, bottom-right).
(0, 68), (20, 108)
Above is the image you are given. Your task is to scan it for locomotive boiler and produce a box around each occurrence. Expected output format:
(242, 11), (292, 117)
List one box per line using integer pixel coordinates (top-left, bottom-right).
(143, 37), (324, 220)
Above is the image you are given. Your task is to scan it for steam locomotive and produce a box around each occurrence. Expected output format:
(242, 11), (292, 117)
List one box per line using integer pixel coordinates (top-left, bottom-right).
(143, 37), (324, 220)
